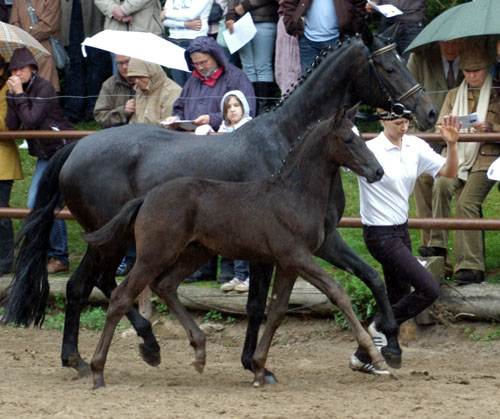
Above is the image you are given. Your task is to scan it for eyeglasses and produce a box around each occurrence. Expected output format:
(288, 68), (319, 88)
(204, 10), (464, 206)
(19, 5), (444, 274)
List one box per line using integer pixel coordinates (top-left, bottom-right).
(191, 59), (210, 68)
(116, 61), (129, 67)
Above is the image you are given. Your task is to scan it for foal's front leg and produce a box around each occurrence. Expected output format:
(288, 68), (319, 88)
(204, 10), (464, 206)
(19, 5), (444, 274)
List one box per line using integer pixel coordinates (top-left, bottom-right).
(294, 252), (387, 372)
(91, 267), (152, 389)
(251, 267), (296, 387)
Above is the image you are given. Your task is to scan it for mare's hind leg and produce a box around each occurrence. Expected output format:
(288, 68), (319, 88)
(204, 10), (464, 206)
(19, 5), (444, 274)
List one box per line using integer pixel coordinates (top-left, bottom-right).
(290, 251), (387, 372)
(91, 263), (153, 389)
(252, 267), (296, 387)
(315, 230), (401, 368)
(241, 262), (276, 384)
(152, 245), (213, 374)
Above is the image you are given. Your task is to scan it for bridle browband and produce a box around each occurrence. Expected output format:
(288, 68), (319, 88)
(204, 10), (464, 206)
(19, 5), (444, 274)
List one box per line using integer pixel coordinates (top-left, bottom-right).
(366, 42), (424, 118)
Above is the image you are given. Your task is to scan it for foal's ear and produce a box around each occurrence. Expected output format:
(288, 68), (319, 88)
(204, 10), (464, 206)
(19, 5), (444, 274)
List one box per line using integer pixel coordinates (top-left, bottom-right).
(361, 25), (374, 48)
(333, 107), (346, 127)
(345, 102), (361, 122)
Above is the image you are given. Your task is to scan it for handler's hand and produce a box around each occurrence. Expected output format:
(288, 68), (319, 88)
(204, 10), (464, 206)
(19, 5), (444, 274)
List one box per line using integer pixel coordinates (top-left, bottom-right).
(365, 1), (377, 14)
(194, 114), (210, 126)
(162, 116), (180, 129)
(439, 114), (461, 145)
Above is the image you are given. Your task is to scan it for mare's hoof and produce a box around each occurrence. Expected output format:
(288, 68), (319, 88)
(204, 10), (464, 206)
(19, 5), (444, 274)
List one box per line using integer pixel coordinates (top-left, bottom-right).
(139, 343), (161, 367)
(382, 346), (402, 369)
(64, 355), (92, 377)
(191, 360), (205, 374)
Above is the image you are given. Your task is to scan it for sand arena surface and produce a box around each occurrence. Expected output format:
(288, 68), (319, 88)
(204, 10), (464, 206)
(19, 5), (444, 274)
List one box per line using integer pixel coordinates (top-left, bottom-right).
(1, 315), (499, 418)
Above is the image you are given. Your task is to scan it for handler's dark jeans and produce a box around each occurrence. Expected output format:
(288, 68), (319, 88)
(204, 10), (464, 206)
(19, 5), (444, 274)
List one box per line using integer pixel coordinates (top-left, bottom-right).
(355, 222), (439, 363)
(0, 180), (14, 274)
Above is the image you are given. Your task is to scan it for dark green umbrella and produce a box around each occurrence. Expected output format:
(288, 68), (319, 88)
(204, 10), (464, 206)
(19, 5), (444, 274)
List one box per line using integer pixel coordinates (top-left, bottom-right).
(405, 0), (500, 52)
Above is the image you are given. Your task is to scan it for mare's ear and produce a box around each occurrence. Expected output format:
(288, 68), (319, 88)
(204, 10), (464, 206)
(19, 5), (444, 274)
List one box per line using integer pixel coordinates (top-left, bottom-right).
(361, 25), (374, 48)
(345, 102), (361, 122)
(379, 22), (400, 42)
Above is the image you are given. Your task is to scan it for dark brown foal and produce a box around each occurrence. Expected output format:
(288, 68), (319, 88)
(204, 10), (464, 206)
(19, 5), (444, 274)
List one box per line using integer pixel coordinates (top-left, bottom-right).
(85, 104), (386, 389)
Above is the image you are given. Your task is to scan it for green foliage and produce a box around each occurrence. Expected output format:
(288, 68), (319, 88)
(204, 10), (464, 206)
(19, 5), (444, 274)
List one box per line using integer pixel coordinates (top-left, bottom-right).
(151, 296), (169, 315)
(204, 309), (224, 322)
(53, 293), (65, 310)
(331, 278), (376, 329)
(465, 325), (500, 342)
(425, 0), (471, 22)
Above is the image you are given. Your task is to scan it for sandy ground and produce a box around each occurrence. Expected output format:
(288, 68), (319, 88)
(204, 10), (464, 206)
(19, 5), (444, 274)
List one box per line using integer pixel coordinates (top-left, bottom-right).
(1, 314), (500, 419)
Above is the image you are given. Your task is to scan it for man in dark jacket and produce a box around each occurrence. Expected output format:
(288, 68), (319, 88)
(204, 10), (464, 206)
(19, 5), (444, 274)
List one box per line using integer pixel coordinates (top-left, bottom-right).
(366, 0), (427, 61)
(164, 36), (256, 131)
(283, 0), (366, 74)
(6, 47), (74, 275)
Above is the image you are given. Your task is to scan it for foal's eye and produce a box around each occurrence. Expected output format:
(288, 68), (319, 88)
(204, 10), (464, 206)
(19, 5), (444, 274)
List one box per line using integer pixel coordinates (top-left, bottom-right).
(343, 136), (352, 144)
(386, 67), (394, 74)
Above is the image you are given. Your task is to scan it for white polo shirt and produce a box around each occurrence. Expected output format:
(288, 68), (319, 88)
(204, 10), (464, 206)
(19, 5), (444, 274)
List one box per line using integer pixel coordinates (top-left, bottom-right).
(357, 132), (446, 226)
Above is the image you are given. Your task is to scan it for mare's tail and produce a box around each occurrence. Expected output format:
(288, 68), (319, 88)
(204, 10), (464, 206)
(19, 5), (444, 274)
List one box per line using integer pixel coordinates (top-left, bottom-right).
(83, 197), (145, 249)
(1, 143), (77, 327)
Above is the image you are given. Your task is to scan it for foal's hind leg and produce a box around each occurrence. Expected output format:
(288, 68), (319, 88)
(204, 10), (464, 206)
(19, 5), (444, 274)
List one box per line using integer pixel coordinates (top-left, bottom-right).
(291, 252), (387, 372)
(251, 267), (296, 387)
(315, 230), (402, 368)
(152, 246), (213, 374)
(241, 262), (276, 383)
(91, 264), (153, 389)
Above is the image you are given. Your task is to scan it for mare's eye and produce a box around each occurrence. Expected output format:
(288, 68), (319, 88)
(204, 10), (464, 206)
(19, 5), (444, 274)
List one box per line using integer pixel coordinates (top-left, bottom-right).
(386, 67), (394, 74)
(344, 136), (352, 144)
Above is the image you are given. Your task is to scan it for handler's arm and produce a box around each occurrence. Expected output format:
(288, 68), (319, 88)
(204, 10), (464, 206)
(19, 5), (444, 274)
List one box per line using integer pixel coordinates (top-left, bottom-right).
(437, 114), (460, 178)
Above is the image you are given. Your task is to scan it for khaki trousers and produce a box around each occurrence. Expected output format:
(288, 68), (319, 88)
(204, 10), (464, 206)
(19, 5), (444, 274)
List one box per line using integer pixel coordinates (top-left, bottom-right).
(429, 171), (495, 271)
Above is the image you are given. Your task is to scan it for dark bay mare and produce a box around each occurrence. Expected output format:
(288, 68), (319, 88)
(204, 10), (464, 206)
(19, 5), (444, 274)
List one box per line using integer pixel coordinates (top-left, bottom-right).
(85, 106), (386, 389)
(2, 30), (437, 381)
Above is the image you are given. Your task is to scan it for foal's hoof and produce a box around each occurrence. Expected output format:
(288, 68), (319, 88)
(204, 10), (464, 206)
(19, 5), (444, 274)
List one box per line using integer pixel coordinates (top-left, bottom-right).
(382, 346), (402, 369)
(192, 360), (205, 374)
(139, 343), (161, 367)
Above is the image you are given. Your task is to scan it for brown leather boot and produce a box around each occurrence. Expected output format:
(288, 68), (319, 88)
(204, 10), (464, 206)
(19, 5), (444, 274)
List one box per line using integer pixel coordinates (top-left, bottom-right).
(47, 258), (69, 275)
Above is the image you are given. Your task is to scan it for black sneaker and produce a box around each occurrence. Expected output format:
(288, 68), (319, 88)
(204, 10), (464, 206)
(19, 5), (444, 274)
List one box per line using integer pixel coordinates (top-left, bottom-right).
(454, 269), (484, 285)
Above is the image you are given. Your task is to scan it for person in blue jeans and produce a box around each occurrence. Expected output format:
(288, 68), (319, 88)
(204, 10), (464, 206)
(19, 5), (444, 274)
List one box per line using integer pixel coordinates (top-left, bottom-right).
(6, 48), (75, 275)
(283, 0), (366, 75)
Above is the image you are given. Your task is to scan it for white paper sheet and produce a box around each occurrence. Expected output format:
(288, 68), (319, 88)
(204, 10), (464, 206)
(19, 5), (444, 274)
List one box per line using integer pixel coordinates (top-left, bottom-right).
(161, 119), (197, 131)
(222, 13), (257, 54)
(367, 1), (403, 18)
(487, 156), (500, 181)
(444, 112), (479, 129)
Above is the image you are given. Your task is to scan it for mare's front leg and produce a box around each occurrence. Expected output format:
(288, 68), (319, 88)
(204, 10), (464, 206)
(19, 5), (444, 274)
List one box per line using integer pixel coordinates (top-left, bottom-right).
(315, 230), (401, 368)
(292, 252), (387, 372)
(241, 262), (276, 384)
(151, 245), (213, 374)
(252, 267), (296, 387)
(91, 265), (152, 389)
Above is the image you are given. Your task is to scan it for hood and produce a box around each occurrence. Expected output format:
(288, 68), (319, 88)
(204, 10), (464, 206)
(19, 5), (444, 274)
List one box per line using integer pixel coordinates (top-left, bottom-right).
(127, 58), (168, 93)
(220, 90), (251, 121)
(185, 36), (229, 72)
(9, 47), (38, 71)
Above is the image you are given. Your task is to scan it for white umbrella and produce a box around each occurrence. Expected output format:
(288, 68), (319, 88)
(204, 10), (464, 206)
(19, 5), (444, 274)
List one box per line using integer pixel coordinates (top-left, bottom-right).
(81, 30), (190, 72)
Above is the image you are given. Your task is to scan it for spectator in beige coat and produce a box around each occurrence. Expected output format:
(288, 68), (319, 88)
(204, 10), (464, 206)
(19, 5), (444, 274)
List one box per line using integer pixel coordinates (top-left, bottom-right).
(127, 59), (182, 126)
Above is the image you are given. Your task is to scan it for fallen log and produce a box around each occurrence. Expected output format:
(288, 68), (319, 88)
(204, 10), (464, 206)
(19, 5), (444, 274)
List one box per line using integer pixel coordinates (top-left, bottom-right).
(1, 276), (500, 321)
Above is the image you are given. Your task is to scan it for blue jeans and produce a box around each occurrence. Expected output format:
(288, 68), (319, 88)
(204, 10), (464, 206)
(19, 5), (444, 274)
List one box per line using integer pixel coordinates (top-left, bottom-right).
(168, 38), (192, 87)
(298, 35), (339, 75)
(0, 180), (14, 273)
(64, 0), (111, 121)
(27, 158), (69, 265)
(233, 260), (249, 281)
(239, 22), (277, 82)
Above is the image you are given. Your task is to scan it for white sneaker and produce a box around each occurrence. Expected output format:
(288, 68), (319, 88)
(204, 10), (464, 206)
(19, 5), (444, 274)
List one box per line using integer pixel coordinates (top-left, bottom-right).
(368, 321), (387, 351)
(234, 278), (249, 293)
(221, 277), (242, 292)
(349, 353), (390, 375)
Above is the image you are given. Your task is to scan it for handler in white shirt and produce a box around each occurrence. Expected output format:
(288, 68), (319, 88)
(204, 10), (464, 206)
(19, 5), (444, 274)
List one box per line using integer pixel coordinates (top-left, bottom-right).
(349, 110), (460, 375)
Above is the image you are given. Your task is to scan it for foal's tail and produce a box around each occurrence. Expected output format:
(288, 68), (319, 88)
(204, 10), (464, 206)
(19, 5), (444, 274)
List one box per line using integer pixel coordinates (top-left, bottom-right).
(83, 197), (145, 250)
(1, 142), (77, 327)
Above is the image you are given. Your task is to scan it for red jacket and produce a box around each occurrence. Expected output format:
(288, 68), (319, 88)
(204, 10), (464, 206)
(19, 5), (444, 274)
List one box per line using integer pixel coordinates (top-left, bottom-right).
(282, 0), (366, 38)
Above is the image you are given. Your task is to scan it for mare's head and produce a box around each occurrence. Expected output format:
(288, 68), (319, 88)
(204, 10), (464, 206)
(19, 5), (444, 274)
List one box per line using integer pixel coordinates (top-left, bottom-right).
(357, 28), (438, 131)
(327, 103), (383, 183)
